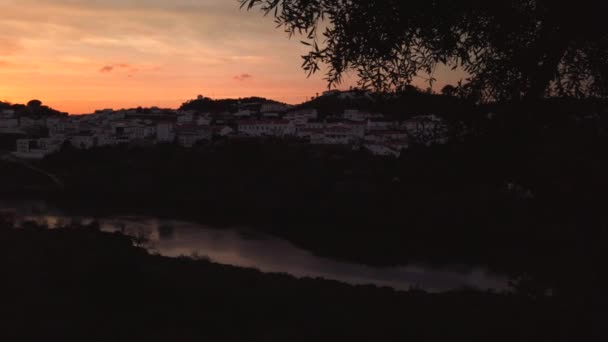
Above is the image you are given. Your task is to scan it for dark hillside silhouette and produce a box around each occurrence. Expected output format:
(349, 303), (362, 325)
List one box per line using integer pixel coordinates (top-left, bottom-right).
(180, 96), (288, 113)
(0, 100), (67, 118)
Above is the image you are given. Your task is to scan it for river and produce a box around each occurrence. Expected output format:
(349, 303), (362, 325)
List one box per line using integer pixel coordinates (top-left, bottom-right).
(2, 199), (511, 293)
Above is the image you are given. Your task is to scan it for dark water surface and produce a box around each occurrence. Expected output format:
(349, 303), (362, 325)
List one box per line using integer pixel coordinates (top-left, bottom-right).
(2, 199), (510, 292)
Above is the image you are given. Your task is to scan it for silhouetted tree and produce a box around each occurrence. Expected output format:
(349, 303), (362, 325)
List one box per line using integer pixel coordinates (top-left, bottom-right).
(27, 99), (42, 108)
(441, 85), (457, 97)
(241, 0), (608, 102)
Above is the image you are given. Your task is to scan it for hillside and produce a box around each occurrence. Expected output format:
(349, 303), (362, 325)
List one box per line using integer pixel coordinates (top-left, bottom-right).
(295, 88), (477, 121)
(0, 100), (68, 118)
(179, 96), (289, 113)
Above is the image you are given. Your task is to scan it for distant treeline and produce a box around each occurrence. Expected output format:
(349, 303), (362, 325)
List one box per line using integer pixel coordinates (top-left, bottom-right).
(0, 100), (68, 118)
(179, 96), (287, 114)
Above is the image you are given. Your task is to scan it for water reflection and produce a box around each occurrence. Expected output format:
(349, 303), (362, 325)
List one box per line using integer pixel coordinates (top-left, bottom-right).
(3, 200), (510, 292)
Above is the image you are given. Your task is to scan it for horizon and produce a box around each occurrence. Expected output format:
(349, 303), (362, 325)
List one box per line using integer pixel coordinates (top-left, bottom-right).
(0, 0), (464, 115)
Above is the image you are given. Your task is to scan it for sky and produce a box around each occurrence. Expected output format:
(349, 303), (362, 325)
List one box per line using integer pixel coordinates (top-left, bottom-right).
(0, 0), (464, 114)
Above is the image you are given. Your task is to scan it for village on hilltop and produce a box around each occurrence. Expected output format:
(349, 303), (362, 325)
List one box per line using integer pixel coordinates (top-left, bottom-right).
(1, 91), (452, 160)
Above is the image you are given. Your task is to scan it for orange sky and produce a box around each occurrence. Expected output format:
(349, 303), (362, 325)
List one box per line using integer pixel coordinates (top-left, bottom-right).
(0, 0), (466, 114)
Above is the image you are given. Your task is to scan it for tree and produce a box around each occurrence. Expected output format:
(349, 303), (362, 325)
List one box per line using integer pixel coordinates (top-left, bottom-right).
(441, 85), (457, 97)
(27, 99), (42, 108)
(241, 0), (608, 102)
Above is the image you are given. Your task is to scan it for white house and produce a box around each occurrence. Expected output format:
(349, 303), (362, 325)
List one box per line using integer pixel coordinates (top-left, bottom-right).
(234, 110), (253, 118)
(13, 139), (51, 159)
(367, 119), (395, 131)
(96, 134), (118, 147)
(177, 112), (194, 124)
(1, 109), (15, 118)
(175, 124), (214, 147)
(238, 120), (295, 137)
(262, 112), (280, 118)
(19, 117), (45, 130)
(260, 103), (291, 113)
(0, 118), (19, 130)
(16, 139), (33, 154)
(340, 121), (366, 138)
(143, 126), (156, 138)
(157, 122), (175, 142)
(110, 111), (126, 120)
(46, 117), (63, 127)
(37, 138), (64, 153)
(285, 108), (318, 122)
(70, 134), (96, 149)
(125, 125), (148, 140)
(365, 130), (409, 143)
(344, 109), (373, 122)
(296, 127), (324, 139)
(320, 127), (353, 145)
(299, 121), (325, 131)
(218, 126), (234, 137)
(196, 115), (212, 126)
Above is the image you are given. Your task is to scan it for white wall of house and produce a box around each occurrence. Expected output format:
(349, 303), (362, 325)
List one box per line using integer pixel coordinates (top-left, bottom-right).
(16, 139), (32, 153)
(70, 136), (95, 149)
(344, 109), (370, 122)
(239, 121), (294, 137)
(157, 123), (175, 142)
(0, 118), (19, 128)
(197, 116), (212, 126)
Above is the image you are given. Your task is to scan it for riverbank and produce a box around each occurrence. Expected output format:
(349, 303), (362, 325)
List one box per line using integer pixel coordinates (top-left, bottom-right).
(0, 224), (600, 341)
(2, 133), (608, 295)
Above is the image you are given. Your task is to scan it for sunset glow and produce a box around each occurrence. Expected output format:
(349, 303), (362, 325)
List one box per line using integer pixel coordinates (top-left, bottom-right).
(0, 0), (462, 114)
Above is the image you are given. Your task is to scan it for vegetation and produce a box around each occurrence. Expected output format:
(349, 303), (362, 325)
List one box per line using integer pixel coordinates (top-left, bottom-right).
(179, 96), (288, 113)
(0, 99), (605, 300)
(296, 87), (476, 120)
(0, 100), (68, 118)
(1, 222), (602, 341)
(241, 1), (608, 102)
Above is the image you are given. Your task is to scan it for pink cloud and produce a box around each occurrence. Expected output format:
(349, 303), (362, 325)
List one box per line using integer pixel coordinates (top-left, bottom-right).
(100, 63), (131, 73)
(100, 65), (114, 73)
(234, 73), (253, 81)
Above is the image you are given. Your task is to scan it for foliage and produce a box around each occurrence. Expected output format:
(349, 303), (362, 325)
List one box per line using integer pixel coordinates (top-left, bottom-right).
(0, 100), (67, 118)
(241, 0), (608, 102)
(179, 96), (288, 113)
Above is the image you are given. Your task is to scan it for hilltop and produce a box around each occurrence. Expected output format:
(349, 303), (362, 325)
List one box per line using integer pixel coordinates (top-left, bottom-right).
(295, 88), (476, 121)
(179, 95), (290, 114)
(0, 100), (68, 119)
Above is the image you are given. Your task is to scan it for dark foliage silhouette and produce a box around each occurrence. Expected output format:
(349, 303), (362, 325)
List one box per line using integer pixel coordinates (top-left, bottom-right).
(180, 96), (287, 113)
(241, 0), (608, 101)
(0, 100), (67, 118)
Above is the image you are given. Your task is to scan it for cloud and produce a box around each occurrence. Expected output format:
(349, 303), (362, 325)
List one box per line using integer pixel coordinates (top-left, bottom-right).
(99, 63), (131, 73)
(234, 73), (253, 81)
(99, 65), (114, 73)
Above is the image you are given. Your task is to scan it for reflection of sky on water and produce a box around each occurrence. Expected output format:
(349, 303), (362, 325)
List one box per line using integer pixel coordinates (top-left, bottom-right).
(4, 200), (510, 293)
